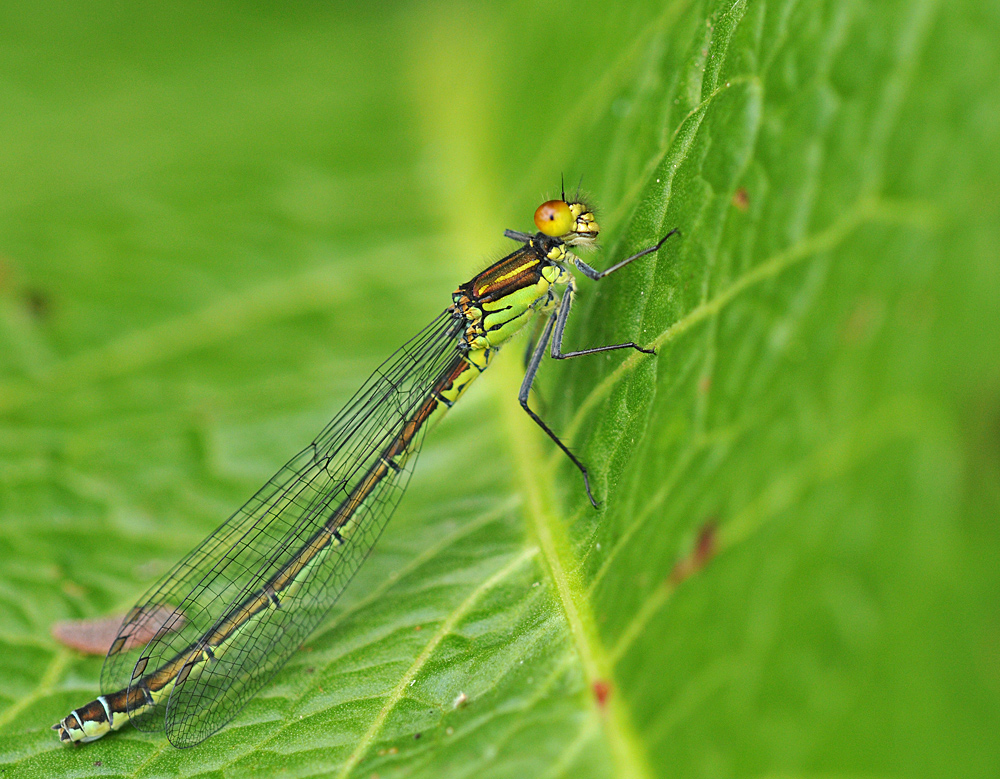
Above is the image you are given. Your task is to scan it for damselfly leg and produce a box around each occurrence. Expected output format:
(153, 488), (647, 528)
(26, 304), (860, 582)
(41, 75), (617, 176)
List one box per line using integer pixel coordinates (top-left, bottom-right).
(518, 229), (680, 507)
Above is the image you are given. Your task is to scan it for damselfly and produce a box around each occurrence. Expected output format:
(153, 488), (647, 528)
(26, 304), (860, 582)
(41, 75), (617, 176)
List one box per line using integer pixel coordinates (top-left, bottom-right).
(53, 189), (678, 748)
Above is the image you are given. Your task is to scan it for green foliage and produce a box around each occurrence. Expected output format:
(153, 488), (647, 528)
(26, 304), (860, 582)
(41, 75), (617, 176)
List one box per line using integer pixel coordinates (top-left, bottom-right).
(1, 1), (998, 777)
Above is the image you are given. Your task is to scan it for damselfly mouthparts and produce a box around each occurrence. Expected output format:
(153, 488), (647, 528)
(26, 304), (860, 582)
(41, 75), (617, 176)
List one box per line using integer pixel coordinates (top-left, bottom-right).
(53, 189), (678, 748)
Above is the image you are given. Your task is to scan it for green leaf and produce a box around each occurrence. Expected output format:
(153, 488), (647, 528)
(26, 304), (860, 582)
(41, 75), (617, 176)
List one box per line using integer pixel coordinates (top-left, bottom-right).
(1, 1), (998, 777)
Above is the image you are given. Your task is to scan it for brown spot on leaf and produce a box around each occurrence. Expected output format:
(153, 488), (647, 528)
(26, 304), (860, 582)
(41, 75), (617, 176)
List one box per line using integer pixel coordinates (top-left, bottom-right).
(842, 296), (884, 344)
(25, 288), (51, 319)
(669, 521), (718, 586)
(593, 679), (612, 708)
(732, 188), (750, 212)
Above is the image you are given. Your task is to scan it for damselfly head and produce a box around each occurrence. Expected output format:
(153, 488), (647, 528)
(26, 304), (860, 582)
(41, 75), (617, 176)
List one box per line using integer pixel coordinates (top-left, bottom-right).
(534, 199), (599, 247)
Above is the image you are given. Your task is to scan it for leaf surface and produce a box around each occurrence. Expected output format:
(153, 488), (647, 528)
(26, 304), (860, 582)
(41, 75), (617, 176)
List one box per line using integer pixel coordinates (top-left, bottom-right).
(1, 1), (998, 778)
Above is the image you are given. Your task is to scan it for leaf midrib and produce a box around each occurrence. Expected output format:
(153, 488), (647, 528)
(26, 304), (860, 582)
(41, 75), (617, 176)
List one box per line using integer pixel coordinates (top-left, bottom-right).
(493, 350), (656, 779)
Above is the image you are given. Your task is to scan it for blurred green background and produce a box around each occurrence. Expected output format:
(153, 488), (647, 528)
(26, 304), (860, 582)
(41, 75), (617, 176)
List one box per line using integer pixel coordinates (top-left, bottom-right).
(1, 1), (998, 777)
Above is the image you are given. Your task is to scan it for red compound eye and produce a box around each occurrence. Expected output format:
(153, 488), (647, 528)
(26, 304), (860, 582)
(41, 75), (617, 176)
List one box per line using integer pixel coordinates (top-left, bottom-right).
(534, 200), (573, 237)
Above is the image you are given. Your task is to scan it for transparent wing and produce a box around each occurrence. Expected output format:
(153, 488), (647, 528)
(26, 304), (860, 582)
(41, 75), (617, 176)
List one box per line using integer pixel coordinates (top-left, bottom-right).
(101, 309), (466, 747)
